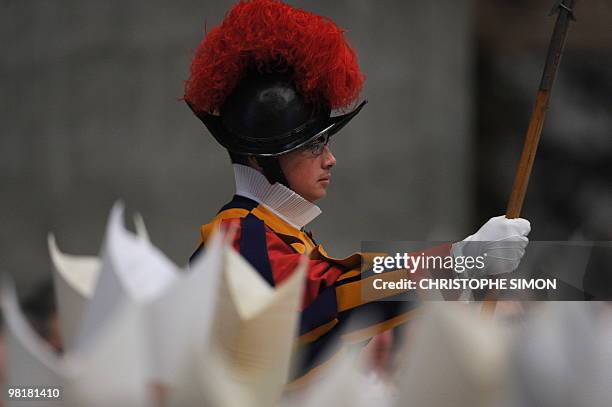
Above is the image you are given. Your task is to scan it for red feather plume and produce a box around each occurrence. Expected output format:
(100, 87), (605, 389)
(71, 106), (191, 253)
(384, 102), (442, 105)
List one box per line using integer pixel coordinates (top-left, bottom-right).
(184, 0), (365, 113)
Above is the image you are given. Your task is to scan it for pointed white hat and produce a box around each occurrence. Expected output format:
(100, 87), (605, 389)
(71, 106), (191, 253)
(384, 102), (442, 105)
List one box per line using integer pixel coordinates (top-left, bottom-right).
(49, 210), (151, 350)
(396, 303), (508, 407)
(2, 277), (151, 407)
(76, 202), (177, 348)
(170, 231), (306, 406)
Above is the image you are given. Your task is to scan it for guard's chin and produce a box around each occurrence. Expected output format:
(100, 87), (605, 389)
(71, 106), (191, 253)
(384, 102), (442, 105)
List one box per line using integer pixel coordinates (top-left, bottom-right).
(307, 188), (327, 203)
(316, 189), (328, 201)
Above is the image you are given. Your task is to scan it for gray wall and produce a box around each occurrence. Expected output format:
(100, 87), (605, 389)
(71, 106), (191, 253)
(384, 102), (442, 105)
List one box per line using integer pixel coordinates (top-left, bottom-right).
(1, 0), (473, 295)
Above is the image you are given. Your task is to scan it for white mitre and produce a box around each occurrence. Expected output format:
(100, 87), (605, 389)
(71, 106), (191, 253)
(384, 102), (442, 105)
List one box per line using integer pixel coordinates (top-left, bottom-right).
(169, 232), (306, 407)
(395, 303), (508, 407)
(49, 211), (151, 350)
(75, 203), (177, 348)
(2, 277), (151, 407)
(512, 302), (602, 407)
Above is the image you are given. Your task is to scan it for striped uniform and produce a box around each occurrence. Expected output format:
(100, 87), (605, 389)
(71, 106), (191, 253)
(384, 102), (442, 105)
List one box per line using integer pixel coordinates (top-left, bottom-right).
(191, 195), (451, 385)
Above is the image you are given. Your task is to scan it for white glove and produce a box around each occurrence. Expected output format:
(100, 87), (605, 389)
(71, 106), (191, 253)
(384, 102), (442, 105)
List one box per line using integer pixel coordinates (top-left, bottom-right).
(452, 215), (531, 276)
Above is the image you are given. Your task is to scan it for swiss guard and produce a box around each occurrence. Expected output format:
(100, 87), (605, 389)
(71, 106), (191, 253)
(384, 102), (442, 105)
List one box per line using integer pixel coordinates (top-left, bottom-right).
(184, 0), (531, 384)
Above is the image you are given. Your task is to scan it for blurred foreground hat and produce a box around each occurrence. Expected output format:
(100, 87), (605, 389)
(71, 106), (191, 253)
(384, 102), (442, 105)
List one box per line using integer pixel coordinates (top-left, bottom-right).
(184, 0), (366, 156)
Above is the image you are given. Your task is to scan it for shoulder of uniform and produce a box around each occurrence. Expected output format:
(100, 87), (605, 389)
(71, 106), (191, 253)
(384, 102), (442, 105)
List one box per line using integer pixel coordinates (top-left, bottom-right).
(199, 212), (248, 244)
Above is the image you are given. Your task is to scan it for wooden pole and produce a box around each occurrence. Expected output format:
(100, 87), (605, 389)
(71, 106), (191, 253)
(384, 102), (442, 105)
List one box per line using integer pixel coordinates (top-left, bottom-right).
(505, 0), (576, 219)
(506, 90), (551, 218)
(483, 1), (576, 316)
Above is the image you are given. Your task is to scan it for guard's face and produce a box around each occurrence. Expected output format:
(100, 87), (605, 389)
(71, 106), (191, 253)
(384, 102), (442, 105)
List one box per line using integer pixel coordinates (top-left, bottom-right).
(278, 135), (336, 202)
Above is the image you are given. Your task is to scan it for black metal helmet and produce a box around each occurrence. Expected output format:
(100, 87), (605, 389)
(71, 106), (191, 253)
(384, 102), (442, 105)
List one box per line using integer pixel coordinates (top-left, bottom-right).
(186, 70), (366, 157)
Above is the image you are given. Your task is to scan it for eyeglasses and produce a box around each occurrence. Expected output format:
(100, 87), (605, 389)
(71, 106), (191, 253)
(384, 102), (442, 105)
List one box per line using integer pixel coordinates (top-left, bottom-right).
(301, 133), (331, 156)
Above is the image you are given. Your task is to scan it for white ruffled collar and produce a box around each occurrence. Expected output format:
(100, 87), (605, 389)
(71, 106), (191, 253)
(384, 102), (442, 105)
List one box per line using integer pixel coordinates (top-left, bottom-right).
(233, 164), (322, 230)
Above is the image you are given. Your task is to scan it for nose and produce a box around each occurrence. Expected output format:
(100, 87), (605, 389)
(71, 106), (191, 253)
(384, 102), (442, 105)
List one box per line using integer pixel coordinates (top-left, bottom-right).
(322, 144), (336, 168)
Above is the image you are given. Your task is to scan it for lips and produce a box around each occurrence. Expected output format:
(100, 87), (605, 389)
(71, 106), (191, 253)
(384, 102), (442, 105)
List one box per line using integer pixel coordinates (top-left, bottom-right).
(319, 175), (331, 182)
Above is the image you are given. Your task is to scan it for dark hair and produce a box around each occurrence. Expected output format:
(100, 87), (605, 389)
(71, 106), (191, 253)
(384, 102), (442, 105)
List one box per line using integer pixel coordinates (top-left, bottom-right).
(227, 151), (290, 188)
(228, 151), (250, 165)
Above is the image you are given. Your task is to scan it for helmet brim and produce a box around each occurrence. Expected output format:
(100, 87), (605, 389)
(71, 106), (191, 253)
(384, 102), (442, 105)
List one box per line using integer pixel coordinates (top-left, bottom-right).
(187, 100), (367, 157)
